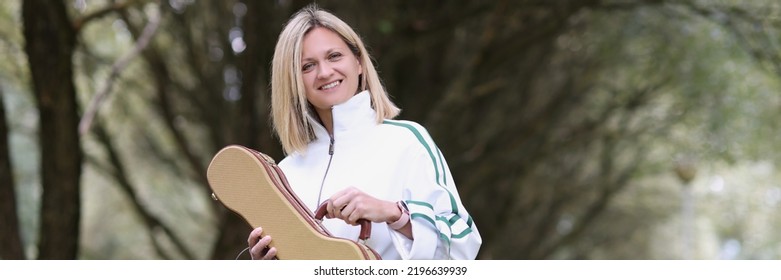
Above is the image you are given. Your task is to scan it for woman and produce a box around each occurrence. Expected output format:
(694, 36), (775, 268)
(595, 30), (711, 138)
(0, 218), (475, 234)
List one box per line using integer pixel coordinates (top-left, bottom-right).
(248, 4), (481, 260)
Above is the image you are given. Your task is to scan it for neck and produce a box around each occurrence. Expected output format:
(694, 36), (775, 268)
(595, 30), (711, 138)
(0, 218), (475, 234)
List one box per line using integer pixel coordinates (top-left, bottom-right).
(316, 108), (334, 136)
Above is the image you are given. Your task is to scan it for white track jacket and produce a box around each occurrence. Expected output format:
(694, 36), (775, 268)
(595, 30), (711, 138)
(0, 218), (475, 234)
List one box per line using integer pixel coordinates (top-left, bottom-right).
(278, 91), (482, 260)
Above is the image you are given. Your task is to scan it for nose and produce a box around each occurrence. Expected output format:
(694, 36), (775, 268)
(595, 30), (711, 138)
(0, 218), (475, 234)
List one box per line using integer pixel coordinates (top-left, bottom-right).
(316, 62), (334, 79)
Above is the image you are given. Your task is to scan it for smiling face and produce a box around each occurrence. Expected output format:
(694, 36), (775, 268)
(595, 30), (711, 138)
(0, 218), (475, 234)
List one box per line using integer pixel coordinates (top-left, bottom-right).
(301, 27), (362, 120)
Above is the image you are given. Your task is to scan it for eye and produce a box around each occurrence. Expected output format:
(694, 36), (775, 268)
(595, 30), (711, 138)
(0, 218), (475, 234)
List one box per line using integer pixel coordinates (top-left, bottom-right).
(328, 52), (343, 61)
(302, 62), (314, 73)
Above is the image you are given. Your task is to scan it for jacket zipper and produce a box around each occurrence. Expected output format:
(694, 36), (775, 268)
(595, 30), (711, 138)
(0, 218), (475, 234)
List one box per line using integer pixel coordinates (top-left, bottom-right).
(315, 134), (335, 207)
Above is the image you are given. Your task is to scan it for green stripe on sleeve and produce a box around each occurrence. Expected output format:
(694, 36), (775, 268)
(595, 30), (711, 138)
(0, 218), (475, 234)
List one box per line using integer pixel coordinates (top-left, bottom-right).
(383, 120), (458, 213)
(436, 147), (447, 185)
(382, 120), (442, 186)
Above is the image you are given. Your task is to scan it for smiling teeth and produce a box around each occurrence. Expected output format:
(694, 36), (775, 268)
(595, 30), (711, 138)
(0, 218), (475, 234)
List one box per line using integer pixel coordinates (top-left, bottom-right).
(321, 80), (340, 90)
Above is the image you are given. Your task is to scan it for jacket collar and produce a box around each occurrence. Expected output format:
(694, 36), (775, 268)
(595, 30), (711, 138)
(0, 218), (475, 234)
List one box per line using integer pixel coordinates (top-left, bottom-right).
(308, 90), (376, 141)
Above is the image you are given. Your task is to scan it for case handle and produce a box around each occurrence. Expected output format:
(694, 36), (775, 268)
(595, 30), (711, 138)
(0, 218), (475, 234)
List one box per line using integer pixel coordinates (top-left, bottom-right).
(315, 200), (372, 241)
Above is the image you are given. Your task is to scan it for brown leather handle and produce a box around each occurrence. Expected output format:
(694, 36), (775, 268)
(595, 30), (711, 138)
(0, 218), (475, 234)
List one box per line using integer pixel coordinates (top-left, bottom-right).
(315, 200), (372, 241)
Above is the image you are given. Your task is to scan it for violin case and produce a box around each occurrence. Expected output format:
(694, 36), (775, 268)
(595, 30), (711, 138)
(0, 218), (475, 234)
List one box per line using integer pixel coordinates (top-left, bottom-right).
(206, 145), (380, 260)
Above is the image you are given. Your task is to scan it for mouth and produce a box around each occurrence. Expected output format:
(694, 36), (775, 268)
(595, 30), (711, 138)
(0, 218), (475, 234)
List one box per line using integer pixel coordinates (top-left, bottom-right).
(318, 80), (342, 91)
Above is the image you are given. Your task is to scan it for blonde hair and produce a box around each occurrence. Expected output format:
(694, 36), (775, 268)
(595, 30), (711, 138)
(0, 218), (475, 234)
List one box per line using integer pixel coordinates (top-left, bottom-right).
(271, 5), (400, 155)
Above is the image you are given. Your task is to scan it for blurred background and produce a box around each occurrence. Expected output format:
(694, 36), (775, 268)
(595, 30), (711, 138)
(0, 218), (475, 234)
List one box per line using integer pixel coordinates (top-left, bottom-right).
(1, 0), (780, 260)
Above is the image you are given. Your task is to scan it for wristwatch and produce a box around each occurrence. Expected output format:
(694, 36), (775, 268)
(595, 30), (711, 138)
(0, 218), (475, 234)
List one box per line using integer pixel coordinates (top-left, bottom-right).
(387, 200), (410, 230)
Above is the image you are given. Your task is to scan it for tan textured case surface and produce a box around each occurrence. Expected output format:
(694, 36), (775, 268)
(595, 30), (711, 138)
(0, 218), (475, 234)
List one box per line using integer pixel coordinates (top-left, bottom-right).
(206, 145), (380, 260)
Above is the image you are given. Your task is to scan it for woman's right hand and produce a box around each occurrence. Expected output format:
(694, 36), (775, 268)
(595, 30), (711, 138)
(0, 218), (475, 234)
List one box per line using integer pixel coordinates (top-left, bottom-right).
(248, 227), (277, 260)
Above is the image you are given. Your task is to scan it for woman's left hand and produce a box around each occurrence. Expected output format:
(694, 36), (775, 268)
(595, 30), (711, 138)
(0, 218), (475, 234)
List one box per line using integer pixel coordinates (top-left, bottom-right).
(326, 187), (399, 226)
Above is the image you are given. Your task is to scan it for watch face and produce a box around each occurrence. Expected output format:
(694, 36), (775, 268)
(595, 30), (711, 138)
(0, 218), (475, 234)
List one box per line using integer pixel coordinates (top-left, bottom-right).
(398, 201), (409, 213)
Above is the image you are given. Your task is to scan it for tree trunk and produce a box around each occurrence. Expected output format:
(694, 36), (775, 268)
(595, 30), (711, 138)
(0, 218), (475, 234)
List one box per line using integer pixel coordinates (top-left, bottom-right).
(22, 0), (82, 259)
(0, 87), (26, 260)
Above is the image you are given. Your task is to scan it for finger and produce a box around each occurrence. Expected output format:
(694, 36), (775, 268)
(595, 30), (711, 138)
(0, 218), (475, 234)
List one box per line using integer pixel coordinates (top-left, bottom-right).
(330, 189), (356, 211)
(250, 244), (263, 260)
(339, 201), (359, 222)
(335, 201), (350, 220)
(347, 206), (363, 225)
(264, 247), (278, 260)
(326, 199), (334, 213)
(250, 235), (272, 260)
(259, 235), (272, 248)
(248, 227), (264, 247)
(326, 199), (342, 219)
(326, 199), (337, 219)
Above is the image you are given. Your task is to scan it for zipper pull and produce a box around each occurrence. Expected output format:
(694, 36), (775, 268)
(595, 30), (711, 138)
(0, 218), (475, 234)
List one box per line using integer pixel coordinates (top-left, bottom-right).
(328, 136), (334, 155)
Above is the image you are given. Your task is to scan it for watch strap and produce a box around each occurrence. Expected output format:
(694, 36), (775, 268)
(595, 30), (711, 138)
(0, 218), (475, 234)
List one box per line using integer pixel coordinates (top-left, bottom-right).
(387, 200), (410, 230)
